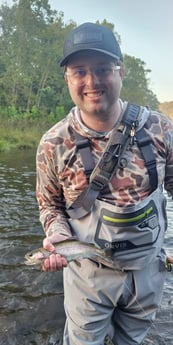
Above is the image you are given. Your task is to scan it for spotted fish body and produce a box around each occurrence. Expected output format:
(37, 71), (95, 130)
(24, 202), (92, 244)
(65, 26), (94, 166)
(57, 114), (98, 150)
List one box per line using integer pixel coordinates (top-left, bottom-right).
(24, 238), (114, 268)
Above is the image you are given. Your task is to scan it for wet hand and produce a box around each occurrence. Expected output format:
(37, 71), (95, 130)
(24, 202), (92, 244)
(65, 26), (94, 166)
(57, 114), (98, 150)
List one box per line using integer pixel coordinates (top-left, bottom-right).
(41, 253), (67, 272)
(41, 234), (68, 272)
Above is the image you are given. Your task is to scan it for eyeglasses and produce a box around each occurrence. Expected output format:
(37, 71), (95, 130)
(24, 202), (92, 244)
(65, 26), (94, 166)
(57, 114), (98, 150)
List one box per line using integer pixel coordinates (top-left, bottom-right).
(65, 65), (121, 86)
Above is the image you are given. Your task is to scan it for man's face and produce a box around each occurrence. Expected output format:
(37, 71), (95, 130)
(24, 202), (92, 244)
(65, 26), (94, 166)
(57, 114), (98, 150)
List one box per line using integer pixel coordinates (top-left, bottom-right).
(65, 51), (124, 119)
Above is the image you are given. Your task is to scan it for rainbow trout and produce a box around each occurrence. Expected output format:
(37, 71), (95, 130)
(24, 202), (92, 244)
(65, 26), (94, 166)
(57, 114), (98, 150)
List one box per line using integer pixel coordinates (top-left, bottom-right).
(24, 237), (114, 268)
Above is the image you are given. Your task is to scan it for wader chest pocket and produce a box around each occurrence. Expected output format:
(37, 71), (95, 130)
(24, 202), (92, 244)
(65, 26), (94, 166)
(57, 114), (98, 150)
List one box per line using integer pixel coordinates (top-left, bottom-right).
(94, 200), (160, 252)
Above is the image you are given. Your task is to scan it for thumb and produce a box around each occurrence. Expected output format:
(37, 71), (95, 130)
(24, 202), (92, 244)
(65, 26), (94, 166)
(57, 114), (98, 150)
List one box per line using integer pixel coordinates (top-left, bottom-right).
(43, 237), (55, 252)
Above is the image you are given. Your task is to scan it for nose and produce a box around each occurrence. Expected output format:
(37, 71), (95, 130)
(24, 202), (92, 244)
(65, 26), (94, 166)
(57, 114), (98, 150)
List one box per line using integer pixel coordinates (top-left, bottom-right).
(85, 71), (99, 86)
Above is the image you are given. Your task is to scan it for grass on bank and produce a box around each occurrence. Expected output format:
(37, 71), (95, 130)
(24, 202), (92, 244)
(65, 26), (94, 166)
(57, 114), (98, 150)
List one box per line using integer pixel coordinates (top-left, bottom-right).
(0, 125), (42, 151)
(0, 117), (46, 152)
(0, 106), (66, 152)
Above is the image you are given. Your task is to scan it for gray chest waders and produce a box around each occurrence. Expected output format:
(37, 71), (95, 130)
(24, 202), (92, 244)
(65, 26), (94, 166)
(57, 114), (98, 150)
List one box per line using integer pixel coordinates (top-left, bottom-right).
(66, 103), (167, 270)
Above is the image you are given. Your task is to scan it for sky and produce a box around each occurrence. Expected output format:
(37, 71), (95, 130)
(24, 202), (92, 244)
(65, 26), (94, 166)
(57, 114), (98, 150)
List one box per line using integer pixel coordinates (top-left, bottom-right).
(1, 0), (173, 103)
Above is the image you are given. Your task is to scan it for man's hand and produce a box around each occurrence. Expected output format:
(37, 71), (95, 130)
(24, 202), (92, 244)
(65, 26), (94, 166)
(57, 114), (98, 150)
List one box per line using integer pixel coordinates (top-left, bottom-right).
(167, 255), (173, 264)
(41, 233), (68, 272)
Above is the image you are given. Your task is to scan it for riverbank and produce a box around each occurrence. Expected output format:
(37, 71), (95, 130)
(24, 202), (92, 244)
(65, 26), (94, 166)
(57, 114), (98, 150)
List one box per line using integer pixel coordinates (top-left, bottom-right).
(0, 115), (55, 152)
(0, 123), (42, 152)
(0, 106), (66, 152)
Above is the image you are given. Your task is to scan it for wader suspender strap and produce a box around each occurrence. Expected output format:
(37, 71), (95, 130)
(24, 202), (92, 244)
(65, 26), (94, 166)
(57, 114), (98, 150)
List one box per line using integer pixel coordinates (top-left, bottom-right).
(67, 103), (141, 219)
(135, 127), (158, 191)
(73, 132), (95, 181)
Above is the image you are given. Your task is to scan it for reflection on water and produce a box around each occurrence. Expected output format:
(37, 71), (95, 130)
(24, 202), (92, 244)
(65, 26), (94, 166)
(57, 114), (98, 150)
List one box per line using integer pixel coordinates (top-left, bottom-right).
(0, 150), (173, 345)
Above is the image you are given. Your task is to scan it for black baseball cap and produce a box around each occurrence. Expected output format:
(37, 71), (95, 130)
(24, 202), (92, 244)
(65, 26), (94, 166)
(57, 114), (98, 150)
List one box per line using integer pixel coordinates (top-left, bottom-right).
(60, 22), (123, 66)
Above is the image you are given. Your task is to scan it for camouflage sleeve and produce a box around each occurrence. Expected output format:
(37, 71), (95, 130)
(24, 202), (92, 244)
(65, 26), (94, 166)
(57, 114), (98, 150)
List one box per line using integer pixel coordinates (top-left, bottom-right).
(163, 117), (173, 197)
(36, 141), (72, 238)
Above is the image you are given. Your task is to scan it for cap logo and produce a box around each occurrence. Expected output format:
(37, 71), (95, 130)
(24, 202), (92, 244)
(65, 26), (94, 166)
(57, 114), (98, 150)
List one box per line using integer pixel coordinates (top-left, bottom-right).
(74, 32), (102, 44)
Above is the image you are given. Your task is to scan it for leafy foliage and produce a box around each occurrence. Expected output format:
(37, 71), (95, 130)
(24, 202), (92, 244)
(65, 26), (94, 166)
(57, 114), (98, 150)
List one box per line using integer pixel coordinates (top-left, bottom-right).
(121, 55), (159, 109)
(0, 0), (159, 121)
(0, 0), (74, 116)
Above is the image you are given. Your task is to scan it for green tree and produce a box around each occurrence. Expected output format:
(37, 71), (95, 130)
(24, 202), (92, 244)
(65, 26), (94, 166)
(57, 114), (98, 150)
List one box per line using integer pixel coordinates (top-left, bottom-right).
(0, 2), (159, 117)
(0, 0), (74, 113)
(121, 55), (159, 109)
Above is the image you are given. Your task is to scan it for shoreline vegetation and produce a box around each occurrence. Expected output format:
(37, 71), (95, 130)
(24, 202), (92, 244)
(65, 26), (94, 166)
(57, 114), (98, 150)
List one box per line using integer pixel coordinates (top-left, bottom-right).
(0, 106), (66, 152)
(0, 102), (173, 153)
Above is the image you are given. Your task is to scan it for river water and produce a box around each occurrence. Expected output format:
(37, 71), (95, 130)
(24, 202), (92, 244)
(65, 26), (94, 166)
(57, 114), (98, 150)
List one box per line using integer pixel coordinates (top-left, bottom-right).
(0, 149), (173, 345)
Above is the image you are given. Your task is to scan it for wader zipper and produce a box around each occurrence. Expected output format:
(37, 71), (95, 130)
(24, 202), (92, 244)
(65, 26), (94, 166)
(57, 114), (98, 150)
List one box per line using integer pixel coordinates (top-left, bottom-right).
(102, 206), (153, 224)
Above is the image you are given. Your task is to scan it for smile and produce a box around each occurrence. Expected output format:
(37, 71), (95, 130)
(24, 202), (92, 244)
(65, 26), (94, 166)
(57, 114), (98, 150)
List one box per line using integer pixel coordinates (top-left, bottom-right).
(83, 90), (104, 98)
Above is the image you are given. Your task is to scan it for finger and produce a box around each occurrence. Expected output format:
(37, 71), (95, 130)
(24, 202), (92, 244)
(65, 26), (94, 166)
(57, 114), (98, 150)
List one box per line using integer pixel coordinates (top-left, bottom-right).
(41, 253), (68, 272)
(41, 254), (68, 272)
(61, 256), (68, 268)
(53, 254), (68, 270)
(43, 237), (55, 252)
(41, 258), (50, 272)
(50, 253), (62, 272)
(167, 255), (173, 264)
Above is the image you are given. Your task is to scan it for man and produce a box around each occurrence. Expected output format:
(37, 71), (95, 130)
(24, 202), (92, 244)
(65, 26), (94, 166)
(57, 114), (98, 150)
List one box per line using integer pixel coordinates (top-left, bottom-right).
(36, 22), (173, 345)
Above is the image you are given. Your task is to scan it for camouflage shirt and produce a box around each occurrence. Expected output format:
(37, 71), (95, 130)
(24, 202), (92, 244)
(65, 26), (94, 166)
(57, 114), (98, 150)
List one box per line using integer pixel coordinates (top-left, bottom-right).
(36, 102), (173, 237)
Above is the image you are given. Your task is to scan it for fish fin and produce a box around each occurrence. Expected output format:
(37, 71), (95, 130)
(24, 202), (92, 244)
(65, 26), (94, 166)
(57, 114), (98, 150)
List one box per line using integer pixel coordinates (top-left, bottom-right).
(67, 236), (78, 241)
(74, 259), (81, 267)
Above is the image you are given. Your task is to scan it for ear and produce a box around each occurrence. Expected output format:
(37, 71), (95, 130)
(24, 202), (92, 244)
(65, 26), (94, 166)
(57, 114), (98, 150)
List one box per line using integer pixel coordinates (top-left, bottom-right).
(64, 67), (68, 83)
(64, 74), (68, 83)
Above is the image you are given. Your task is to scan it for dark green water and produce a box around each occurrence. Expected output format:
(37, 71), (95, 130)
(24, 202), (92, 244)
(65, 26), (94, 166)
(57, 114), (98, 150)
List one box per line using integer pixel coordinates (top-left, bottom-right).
(0, 149), (173, 345)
